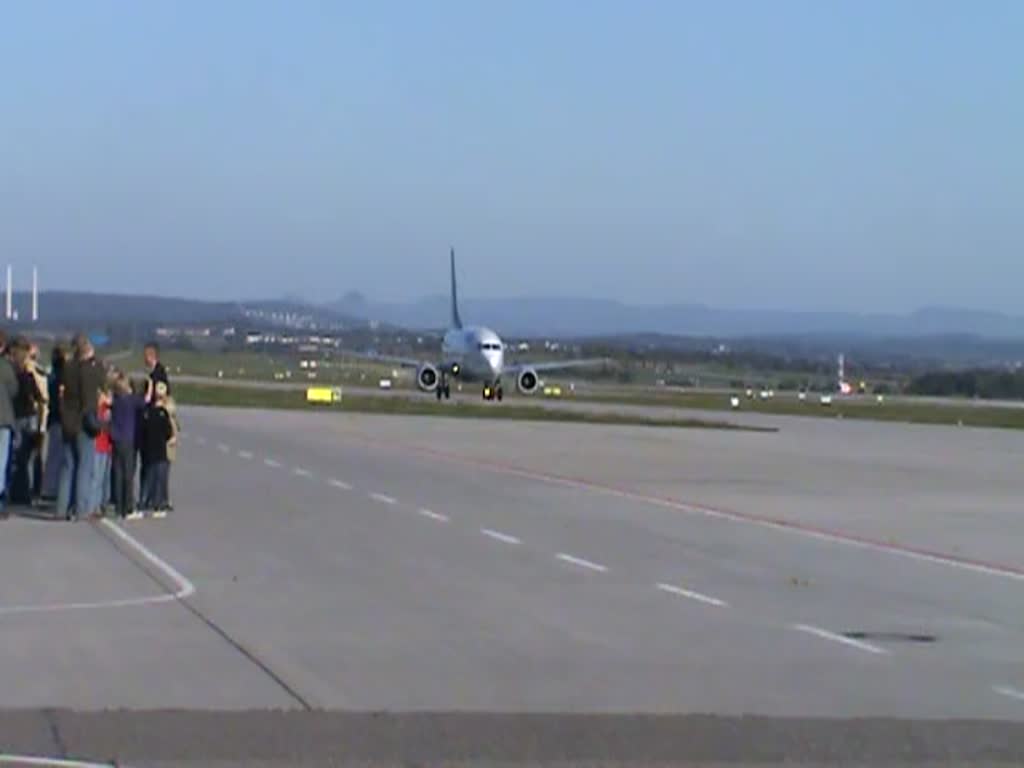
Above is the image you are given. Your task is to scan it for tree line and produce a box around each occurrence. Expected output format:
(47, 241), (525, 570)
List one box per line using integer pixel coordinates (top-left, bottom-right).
(907, 369), (1024, 400)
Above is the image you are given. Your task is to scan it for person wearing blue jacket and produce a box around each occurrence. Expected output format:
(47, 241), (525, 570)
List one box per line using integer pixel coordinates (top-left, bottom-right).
(110, 373), (144, 519)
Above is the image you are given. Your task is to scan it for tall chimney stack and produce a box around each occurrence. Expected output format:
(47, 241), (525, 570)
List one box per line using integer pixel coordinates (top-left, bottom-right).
(5, 266), (11, 321)
(31, 266), (38, 322)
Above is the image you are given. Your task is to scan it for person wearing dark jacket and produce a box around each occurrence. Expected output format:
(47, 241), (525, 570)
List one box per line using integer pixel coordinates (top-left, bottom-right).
(110, 373), (144, 518)
(140, 343), (169, 499)
(0, 331), (19, 517)
(9, 337), (43, 505)
(139, 395), (173, 515)
(144, 343), (170, 403)
(57, 334), (107, 521)
(40, 344), (68, 500)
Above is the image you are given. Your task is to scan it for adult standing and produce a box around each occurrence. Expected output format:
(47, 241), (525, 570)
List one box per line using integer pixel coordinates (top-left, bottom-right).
(110, 373), (143, 518)
(40, 343), (68, 501)
(58, 334), (106, 521)
(10, 337), (44, 505)
(28, 342), (49, 501)
(140, 343), (169, 502)
(0, 331), (19, 518)
(144, 343), (169, 403)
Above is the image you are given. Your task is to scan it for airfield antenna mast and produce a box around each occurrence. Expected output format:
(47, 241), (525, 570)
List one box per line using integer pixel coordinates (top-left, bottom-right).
(5, 265), (11, 321)
(31, 266), (38, 322)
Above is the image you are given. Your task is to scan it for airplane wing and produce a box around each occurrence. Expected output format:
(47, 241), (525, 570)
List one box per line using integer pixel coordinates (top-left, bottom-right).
(334, 348), (457, 393)
(334, 350), (426, 369)
(503, 358), (613, 375)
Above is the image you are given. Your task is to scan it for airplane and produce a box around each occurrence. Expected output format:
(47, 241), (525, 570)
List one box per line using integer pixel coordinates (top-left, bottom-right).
(361, 249), (609, 401)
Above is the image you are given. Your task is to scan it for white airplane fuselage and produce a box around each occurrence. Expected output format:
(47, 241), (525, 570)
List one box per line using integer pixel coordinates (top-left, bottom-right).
(400, 247), (603, 400)
(442, 325), (505, 384)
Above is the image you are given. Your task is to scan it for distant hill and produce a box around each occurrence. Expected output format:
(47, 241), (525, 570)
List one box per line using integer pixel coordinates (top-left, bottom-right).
(19, 288), (1024, 350)
(15, 291), (363, 330)
(326, 294), (1024, 339)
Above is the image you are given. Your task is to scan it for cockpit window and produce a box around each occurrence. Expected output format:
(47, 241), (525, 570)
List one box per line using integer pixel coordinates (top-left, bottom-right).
(479, 343), (501, 351)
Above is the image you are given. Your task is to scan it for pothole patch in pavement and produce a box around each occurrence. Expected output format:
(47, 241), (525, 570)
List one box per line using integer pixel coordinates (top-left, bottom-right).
(842, 630), (938, 643)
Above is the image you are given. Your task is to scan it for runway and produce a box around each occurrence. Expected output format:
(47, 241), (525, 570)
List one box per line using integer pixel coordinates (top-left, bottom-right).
(3, 406), (1024, 764)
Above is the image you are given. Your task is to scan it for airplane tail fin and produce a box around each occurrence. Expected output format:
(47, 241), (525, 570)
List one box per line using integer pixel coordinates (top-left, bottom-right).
(450, 246), (463, 329)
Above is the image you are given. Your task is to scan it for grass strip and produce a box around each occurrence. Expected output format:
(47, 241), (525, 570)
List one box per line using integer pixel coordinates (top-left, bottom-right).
(174, 382), (771, 432)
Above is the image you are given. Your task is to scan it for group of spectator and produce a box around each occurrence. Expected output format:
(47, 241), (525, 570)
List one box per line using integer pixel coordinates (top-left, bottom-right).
(0, 336), (179, 521)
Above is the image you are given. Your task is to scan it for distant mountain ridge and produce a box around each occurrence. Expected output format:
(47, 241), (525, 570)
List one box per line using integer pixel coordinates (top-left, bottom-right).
(326, 293), (1024, 339)
(19, 289), (1022, 340)
(15, 291), (363, 329)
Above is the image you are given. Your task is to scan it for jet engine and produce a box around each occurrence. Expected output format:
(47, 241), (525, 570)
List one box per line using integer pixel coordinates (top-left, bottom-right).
(516, 367), (539, 395)
(417, 363), (440, 392)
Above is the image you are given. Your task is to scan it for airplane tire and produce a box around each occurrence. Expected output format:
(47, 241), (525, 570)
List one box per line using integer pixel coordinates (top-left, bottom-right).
(443, 386), (451, 400)
(496, 387), (503, 402)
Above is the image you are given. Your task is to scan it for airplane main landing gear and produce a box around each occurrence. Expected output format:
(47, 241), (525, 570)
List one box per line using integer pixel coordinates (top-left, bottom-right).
(436, 375), (451, 401)
(482, 384), (503, 401)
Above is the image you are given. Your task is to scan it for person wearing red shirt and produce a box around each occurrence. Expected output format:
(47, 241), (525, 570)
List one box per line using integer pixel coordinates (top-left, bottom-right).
(88, 387), (113, 518)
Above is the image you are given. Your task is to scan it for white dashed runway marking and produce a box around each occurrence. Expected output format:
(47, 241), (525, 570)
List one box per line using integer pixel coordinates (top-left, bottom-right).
(556, 553), (607, 573)
(994, 685), (1024, 703)
(791, 624), (888, 655)
(656, 582), (728, 608)
(481, 528), (521, 545)
(417, 508), (449, 523)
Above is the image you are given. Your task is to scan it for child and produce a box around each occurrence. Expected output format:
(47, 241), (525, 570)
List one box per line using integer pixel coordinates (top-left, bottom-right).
(140, 385), (173, 518)
(89, 386), (113, 518)
(111, 373), (144, 519)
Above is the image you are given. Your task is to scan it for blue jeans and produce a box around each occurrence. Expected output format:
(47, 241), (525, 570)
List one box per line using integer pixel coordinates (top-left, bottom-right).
(75, 432), (96, 518)
(56, 436), (78, 518)
(0, 427), (11, 507)
(89, 451), (111, 514)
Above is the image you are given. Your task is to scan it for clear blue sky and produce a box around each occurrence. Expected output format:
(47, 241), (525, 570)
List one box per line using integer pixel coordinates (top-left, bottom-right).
(1, 1), (1021, 312)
